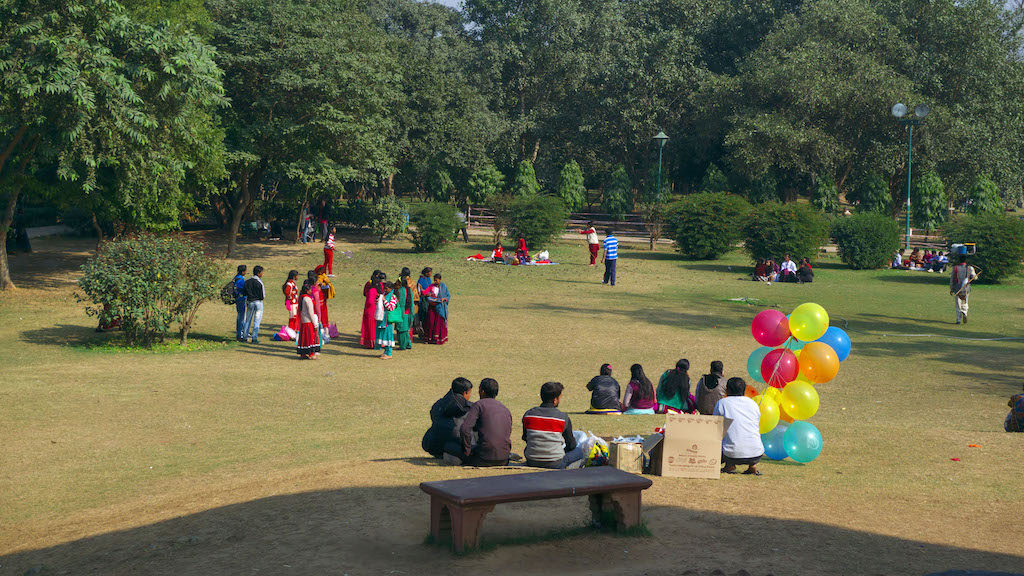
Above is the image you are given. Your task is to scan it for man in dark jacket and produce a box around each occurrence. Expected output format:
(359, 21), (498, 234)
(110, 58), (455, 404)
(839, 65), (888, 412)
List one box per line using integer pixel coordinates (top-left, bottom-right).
(523, 382), (585, 469)
(422, 378), (474, 462)
(586, 363), (621, 413)
(242, 265), (265, 344)
(460, 378), (512, 467)
(233, 265), (247, 341)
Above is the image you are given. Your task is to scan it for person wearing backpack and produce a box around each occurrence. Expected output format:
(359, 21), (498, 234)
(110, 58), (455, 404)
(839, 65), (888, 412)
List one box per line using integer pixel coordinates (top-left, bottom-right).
(242, 265), (266, 344)
(232, 265), (247, 341)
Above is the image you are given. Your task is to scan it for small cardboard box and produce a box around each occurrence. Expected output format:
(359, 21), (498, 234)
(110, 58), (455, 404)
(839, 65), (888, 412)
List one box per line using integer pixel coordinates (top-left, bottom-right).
(607, 441), (644, 474)
(648, 414), (725, 479)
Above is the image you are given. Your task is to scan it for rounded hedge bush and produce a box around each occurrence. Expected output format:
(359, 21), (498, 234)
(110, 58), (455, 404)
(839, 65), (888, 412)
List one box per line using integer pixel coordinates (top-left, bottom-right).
(943, 214), (1024, 283)
(830, 212), (901, 269)
(410, 202), (461, 252)
(742, 202), (830, 262)
(667, 192), (751, 259)
(503, 195), (568, 249)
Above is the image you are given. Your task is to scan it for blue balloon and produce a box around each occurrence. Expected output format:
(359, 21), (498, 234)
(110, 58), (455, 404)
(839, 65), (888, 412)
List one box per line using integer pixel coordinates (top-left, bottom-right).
(761, 422), (790, 460)
(815, 326), (851, 362)
(783, 421), (823, 463)
(747, 346), (773, 384)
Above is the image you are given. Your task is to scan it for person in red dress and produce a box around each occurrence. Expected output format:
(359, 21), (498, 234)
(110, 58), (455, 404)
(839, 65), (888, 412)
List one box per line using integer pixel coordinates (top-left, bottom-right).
(360, 270), (382, 348)
(306, 270), (324, 341)
(515, 236), (530, 264)
(283, 270), (300, 332)
(425, 273), (450, 345)
(296, 280), (321, 359)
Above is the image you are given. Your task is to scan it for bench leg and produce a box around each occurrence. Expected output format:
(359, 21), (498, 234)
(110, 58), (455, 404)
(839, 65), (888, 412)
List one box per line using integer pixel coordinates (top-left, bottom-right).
(450, 504), (494, 553)
(590, 490), (643, 531)
(430, 496), (452, 543)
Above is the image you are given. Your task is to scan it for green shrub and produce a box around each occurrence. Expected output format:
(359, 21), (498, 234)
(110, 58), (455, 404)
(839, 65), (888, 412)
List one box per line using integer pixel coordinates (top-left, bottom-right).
(967, 174), (1003, 215)
(851, 172), (891, 213)
(811, 178), (840, 214)
(557, 160), (586, 211)
(77, 234), (221, 346)
(367, 194), (407, 242)
(428, 169), (455, 203)
(466, 164), (504, 206)
(410, 202), (461, 252)
(335, 200), (371, 229)
(830, 212), (901, 269)
(667, 192), (751, 259)
(602, 165), (632, 220)
(510, 160), (541, 196)
(912, 171), (947, 233)
(700, 164), (729, 194)
(943, 213), (1024, 283)
(742, 202), (830, 262)
(503, 195), (568, 249)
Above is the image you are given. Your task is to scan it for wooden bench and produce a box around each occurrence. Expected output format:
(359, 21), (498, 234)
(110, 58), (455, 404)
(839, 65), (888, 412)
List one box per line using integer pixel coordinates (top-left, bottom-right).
(420, 467), (653, 552)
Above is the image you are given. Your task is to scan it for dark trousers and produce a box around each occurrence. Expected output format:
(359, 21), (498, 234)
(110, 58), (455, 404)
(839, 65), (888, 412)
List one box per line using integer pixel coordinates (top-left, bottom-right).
(235, 300), (247, 339)
(603, 258), (617, 286)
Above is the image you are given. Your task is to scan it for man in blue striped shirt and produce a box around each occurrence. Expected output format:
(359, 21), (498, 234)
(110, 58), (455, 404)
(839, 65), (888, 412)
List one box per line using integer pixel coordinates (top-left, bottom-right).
(602, 229), (618, 286)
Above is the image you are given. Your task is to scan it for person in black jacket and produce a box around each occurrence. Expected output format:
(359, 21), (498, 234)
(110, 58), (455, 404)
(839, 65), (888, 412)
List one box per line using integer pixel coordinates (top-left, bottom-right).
(242, 265), (266, 344)
(585, 363), (621, 414)
(422, 378), (474, 463)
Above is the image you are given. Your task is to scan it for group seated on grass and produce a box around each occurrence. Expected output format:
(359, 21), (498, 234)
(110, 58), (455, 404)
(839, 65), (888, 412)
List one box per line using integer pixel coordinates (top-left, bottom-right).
(891, 248), (948, 272)
(420, 371), (766, 475)
(750, 254), (813, 284)
(585, 361), (724, 415)
(466, 237), (553, 265)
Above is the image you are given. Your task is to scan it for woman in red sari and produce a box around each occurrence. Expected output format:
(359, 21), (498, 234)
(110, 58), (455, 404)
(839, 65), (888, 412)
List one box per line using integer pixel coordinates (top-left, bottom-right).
(283, 270), (300, 332)
(306, 270), (324, 341)
(296, 280), (321, 359)
(425, 273), (450, 345)
(360, 270), (382, 348)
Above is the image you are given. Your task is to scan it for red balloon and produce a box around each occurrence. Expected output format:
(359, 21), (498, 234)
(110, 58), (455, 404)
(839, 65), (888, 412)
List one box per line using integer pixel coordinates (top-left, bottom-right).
(751, 310), (790, 347)
(760, 348), (799, 388)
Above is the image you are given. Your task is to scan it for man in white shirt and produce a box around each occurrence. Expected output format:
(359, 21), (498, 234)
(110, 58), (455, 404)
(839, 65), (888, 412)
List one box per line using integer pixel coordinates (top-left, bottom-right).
(713, 377), (765, 475)
(577, 222), (600, 266)
(779, 254), (798, 282)
(892, 249), (905, 269)
(949, 257), (979, 325)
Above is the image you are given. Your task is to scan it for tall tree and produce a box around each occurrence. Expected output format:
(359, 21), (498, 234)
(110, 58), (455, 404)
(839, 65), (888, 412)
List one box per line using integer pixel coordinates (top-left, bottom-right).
(208, 0), (400, 256)
(0, 0), (225, 290)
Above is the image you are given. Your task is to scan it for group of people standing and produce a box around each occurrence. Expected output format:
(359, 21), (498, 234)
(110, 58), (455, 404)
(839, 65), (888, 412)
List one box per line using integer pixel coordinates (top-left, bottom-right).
(584, 360), (729, 416)
(358, 267), (450, 359)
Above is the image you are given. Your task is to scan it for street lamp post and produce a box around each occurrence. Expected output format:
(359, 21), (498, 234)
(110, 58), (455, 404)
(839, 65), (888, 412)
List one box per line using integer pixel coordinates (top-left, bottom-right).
(653, 131), (669, 202)
(891, 103), (930, 249)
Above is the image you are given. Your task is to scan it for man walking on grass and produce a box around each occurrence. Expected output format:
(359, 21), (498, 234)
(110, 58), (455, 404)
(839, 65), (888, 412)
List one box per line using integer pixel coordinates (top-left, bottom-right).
(243, 265), (266, 343)
(602, 229), (618, 286)
(949, 257), (978, 325)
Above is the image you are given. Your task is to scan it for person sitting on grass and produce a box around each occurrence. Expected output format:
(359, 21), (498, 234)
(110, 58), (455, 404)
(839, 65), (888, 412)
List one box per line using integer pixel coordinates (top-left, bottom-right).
(892, 248), (907, 269)
(764, 258), (780, 283)
(523, 382), (586, 469)
(621, 363), (658, 414)
(713, 377), (765, 476)
(490, 242), (504, 263)
(586, 363), (621, 415)
(422, 377), (475, 464)
(931, 251), (948, 273)
(1005, 384), (1024, 433)
(656, 359), (696, 414)
(752, 259), (769, 282)
(779, 254), (797, 282)
(797, 257), (814, 283)
(695, 360), (727, 415)
(460, 378), (513, 467)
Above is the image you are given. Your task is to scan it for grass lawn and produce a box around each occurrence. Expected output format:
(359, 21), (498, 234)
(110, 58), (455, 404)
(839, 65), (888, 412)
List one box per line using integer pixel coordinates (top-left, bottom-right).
(1, 233), (1022, 575)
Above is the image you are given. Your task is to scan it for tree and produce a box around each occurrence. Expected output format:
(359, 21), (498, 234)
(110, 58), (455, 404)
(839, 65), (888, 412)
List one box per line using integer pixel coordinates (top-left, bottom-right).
(851, 172), (891, 213)
(503, 195), (568, 249)
(967, 174), (1003, 215)
(557, 161), (587, 212)
(428, 170), (455, 203)
(602, 165), (632, 220)
(466, 163), (505, 206)
(912, 171), (947, 233)
(811, 177), (841, 214)
(410, 202), (461, 252)
(636, 201), (668, 250)
(700, 164), (730, 194)
(943, 214), (1024, 283)
(510, 160), (541, 196)
(208, 0), (399, 256)
(368, 195), (407, 242)
(0, 0), (226, 290)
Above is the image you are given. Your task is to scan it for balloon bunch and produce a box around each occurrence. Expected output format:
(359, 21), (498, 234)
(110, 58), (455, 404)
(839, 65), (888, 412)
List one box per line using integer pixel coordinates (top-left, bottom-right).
(743, 303), (851, 464)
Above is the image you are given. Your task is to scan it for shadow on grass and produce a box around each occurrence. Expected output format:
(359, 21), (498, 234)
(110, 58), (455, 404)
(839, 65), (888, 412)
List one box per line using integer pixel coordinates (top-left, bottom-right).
(512, 302), (749, 332)
(3, 485), (1023, 575)
(370, 457), (445, 466)
(619, 250), (684, 262)
(20, 325), (235, 353)
(876, 272), (951, 286)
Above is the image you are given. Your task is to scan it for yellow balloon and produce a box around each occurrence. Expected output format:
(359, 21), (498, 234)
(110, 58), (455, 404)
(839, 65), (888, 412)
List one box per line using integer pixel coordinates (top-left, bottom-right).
(799, 341), (840, 383)
(763, 386), (782, 402)
(780, 379), (820, 420)
(778, 401), (795, 423)
(790, 303), (829, 342)
(752, 395), (781, 434)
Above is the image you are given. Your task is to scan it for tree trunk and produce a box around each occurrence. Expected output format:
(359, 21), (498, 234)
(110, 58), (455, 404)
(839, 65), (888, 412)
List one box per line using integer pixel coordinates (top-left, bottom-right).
(91, 212), (106, 250)
(530, 139), (541, 163)
(0, 188), (18, 291)
(225, 169), (250, 256)
(294, 192), (308, 245)
(0, 125), (27, 178)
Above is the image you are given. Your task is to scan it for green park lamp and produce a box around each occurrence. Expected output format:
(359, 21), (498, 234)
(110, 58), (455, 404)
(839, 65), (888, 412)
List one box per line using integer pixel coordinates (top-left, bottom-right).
(653, 131), (670, 202)
(891, 103), (930, 249)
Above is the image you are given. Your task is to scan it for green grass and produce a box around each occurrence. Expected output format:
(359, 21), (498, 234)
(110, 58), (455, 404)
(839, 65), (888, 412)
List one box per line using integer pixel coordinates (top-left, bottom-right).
(1, 233), (1023, 573)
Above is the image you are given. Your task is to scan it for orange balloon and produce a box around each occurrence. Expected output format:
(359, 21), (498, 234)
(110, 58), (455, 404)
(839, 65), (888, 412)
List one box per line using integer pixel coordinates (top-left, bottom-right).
(744, 384), (758, 399)
(779, 402), (795, 423)
(799, 341), (840, 383)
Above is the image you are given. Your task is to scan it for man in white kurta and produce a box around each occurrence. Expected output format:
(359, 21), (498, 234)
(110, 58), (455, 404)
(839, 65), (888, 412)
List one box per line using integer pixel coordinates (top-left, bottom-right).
(949, 257), (978, 324)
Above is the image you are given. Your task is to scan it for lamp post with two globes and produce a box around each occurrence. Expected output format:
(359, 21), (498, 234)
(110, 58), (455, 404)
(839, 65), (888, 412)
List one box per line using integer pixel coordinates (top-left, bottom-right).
(891, 103), (930, 249)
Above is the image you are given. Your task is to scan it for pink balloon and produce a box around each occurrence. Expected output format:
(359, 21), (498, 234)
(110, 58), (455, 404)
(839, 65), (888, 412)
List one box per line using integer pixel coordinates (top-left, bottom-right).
(761, 348), (799, 388)
(751, 310), (790, 347)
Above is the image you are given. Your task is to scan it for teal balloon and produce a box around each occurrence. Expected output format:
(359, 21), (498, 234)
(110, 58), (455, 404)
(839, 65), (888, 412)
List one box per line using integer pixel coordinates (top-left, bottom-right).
(761, 422), (789, 460)
(747, 346), (773, 383)
(783, 421), (823, 463)
(815, 326), (851, 362)
(788, 338), (805, 351)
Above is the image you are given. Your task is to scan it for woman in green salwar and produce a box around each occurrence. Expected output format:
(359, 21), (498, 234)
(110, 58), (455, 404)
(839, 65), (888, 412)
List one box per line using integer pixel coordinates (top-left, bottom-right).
(396, 268), (415, 349)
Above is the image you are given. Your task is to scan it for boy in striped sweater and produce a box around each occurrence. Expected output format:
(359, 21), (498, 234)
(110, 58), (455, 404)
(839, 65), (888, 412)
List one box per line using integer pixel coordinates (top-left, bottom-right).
(323, 226), (337, 276)
(522, 382), (586, 469)
(602, 229), (618, 286)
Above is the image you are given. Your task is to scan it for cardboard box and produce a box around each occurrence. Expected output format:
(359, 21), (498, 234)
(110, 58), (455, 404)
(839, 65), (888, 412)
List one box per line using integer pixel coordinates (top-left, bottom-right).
(607, 441), (644, 474)
(648, 414), (725, 479)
